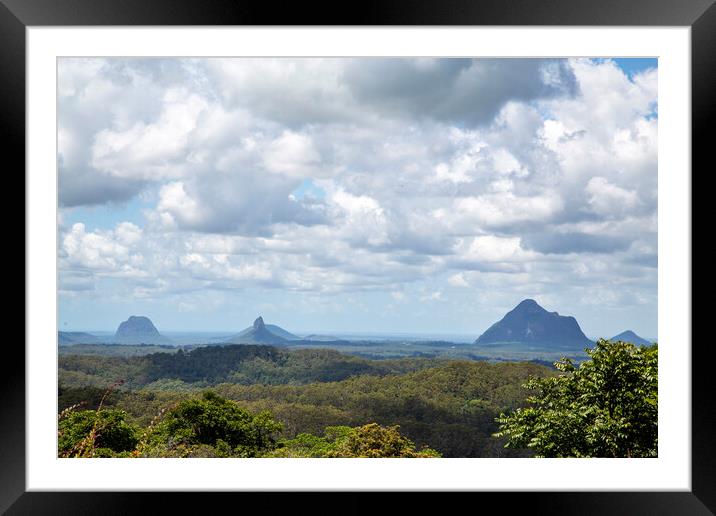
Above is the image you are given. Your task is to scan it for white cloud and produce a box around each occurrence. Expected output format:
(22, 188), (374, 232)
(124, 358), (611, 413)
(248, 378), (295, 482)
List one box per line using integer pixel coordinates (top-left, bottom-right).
(451, 192), (564, 229)
(91, 89), (208, 180)
(58, 58), (658, 335)
(157, 181), (203, 228)
(329, 189), (390, 248)
(457, 235), (536, 263)
(62, 222), (146, 277)
(585, 176), (641, 217)
(263, 131), (323, 177)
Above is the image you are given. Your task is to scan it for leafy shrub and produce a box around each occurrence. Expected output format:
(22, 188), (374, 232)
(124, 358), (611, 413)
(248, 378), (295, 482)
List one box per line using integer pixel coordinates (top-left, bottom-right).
(58, 409), (139, 457)
(145, 391), (282, 457)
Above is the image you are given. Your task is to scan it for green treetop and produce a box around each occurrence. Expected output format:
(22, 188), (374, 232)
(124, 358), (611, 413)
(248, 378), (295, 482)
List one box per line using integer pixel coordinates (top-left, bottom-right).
(145, 390), (283, 457)
(494, 339), (658, 458)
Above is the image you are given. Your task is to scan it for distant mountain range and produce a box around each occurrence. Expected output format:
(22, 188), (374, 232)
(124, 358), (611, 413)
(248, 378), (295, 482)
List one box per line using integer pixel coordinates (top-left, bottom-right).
(475, 299), (594, 349)
(609, 330), (653, 346)
(57, 308), (653, 350)
(58, 331), (102, 346)
(58, 315), (299, 346)
(302, 334), (342, 342)
(225, 316), (299, 345)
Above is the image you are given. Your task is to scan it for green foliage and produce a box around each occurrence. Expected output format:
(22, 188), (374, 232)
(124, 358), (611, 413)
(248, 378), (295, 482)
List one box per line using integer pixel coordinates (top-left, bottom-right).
(59, 345), (442, 389)
(59, 347), (553, 457)
(211, 360), (548, 457)
(59, 384), (117, 412)
(141, 378), (199, 391)
(268, 423), (440, 458)
(494, 339), (658, 457)
(145, 345), (283, 384)
(58, 409), (139, 457)
(327, 423), (441, 457)
(59, 343), (183, 358)
(58, 354), (150, 389)
(144, 391), (283, 457)
(267, 427), (351, 457)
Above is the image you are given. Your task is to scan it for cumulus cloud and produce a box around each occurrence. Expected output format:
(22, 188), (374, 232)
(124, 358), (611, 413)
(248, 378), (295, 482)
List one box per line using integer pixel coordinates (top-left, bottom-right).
(58, 58), (167, 206)
(585, 176), (642, 217)
(90, 88), (209, 181)
(342, 58), (577, 126)
(262, 131), (324, 177)
(61, 222), (146, 277)
(58, 57), (657, 335)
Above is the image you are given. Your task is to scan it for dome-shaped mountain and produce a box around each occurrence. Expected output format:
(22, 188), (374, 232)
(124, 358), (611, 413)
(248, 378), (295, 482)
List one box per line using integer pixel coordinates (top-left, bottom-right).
(475, 299), (593, 349)
(609, 330), (652, 346)
(225, 316), (298, 345)
(114, 316), (172, 344)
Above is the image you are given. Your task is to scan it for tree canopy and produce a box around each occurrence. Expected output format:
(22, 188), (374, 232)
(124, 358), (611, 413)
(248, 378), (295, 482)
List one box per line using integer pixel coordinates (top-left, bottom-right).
(145, 390), (283, 457)
(268, 423), (440, 458)
(58, 408), (139, 457)
(494, 339), (658, 457)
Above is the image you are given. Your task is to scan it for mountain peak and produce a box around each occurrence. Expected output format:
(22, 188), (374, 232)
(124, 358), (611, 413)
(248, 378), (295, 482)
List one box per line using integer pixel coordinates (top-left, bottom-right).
(114, 315), (172, 344)
(115, 315), (160, 337)
(512, 298), (548, 315)
(226, 316), (297, 345)
(609, 330), (652, 346)
(516, 298), (540, 308)
(476, 300), (592, 349)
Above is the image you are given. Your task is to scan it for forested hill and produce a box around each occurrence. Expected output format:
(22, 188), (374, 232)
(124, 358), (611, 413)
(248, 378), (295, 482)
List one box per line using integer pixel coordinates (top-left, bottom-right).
(58, 344), (453, 389)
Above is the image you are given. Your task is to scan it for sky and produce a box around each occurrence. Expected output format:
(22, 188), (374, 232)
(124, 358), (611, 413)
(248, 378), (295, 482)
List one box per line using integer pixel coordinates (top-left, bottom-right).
(57, 57), (658, 338)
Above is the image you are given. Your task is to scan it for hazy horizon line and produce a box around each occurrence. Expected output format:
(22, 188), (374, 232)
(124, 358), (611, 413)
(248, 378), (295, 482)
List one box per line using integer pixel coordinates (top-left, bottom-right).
(59, 327), (658, 341)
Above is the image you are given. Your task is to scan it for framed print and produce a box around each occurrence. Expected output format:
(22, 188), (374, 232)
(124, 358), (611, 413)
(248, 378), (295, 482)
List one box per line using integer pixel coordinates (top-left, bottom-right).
(5, 0), (714, 513)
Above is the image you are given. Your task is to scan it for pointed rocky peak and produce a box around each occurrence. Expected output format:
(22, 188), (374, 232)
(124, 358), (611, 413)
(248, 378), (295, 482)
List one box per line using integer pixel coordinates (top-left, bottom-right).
(511, 299), (548, 316)
(476, 299), (593, 349)
(226, 317), (298, 345)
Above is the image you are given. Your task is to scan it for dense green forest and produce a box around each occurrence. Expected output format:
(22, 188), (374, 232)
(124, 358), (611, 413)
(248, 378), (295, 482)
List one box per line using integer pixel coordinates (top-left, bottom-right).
(58, 340), (657, 458)
(59, 345), (456, 389)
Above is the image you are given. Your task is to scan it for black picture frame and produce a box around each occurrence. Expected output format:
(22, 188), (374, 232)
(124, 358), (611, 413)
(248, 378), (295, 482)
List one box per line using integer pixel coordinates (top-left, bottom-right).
(5, 0), (713, 513)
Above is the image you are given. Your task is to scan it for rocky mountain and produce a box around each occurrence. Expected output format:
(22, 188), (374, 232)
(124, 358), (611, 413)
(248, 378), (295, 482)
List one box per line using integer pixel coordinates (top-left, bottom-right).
(225, 316), (298, 345)
(609, 330), (653, 346)
(475, 299), (594, 349)
(58, 331), (101, 346)
(114, 316), (173, 345)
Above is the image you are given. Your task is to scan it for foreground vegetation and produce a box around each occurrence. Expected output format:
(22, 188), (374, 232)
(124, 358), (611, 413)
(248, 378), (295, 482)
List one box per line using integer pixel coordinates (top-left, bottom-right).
(495, 339), (658, 457)
(59, 390), (440, 458)
(58, 339), (657, 458)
